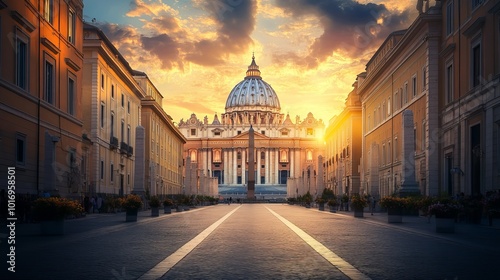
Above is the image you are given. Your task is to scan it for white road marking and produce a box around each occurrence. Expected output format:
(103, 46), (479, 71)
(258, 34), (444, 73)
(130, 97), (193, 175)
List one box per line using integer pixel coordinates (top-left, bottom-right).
(266, 207), (372, 280)
(138, 205), (241, 280)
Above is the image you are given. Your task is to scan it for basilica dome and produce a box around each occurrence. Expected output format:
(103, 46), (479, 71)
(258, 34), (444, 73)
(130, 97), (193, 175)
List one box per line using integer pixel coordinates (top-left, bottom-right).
(225, 55), (281, 114)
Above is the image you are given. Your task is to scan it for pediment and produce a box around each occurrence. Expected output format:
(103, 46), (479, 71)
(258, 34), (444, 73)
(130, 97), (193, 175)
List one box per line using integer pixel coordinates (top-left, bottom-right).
(231, 130), (269, 140)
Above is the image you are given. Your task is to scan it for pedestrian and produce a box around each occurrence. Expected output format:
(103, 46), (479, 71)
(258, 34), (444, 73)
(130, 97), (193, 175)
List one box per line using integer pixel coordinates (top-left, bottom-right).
(370, 196), (375, 215)
(97, 196), (103, 213)
(229, 197), (232, 204)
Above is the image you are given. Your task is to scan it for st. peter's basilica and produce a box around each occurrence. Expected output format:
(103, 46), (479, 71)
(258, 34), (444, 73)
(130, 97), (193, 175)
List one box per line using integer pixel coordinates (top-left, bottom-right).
(178, 56), (325, 198)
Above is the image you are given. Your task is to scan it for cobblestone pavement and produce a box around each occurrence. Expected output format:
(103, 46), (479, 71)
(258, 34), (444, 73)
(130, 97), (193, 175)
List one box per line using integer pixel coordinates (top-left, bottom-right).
(1, 204), (499, 279)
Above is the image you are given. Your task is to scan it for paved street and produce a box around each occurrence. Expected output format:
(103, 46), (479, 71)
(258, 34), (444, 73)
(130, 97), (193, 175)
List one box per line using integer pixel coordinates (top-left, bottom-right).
(2, 203), (500, 279)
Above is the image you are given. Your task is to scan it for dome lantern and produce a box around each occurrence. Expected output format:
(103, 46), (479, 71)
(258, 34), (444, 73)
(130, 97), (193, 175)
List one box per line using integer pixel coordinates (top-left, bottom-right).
(245, 53), (261, 79)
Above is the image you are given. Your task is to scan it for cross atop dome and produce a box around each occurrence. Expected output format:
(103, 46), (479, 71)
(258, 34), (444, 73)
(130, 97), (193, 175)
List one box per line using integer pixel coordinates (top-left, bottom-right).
(245, 53), (261, 79)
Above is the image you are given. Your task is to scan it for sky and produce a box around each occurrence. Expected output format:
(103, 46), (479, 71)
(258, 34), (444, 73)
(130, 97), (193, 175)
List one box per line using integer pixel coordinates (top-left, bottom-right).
(82, 0), (419, 125)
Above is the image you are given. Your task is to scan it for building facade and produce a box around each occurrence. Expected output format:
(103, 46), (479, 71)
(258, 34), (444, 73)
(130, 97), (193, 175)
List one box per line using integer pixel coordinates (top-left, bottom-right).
(358, 5), (442, 198)
(0, 0), (85, 197)
(323, 81), (362, 197)
(439, 0), (500, 196)
(178, 56), (325, 198)
(133, 71), (186, 197)
(82, 24), (145, 195)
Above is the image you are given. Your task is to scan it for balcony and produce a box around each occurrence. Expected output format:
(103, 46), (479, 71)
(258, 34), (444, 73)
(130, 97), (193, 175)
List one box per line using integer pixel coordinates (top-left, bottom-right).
(120, 142), (129, 154)
(110, 136), (119, 149)
(127, 146), (133, 157)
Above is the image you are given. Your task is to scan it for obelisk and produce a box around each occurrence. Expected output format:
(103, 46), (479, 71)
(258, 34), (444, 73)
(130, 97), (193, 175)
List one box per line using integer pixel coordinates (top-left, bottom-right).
(247, 125), (255, 200)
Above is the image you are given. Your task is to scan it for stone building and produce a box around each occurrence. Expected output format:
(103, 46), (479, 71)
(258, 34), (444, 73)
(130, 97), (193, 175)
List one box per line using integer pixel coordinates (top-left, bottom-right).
(133, 71), (186, 196)
(178, 56), (325, 198)
(357, 4), (442, 198)
(439, 0), (500, 196)
(82, 23), (145, 195)
(323, 80), (362, 197)
(0, 0), (85, 196)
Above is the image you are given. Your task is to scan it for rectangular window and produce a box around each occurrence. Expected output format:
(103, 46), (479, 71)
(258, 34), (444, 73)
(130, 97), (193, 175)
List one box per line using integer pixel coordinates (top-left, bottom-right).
(44, 0), (53, 24)
(121, 93), (125, 107)
(403, 82), (408, 104)
(261, 131), (265, 135)
(101, 73), (105, 90)
(214, 131), (220, 136)
(190, 129), (196, 136)
(110, 113), (115, 137)
(472, 42), (481, 87)
(127, 100), (130, 113)
(68, 9), (76, 44)
(261, 176), (265, 184)
(100, 102), (105, 128)
(16, 134), (26, 166)
(412, 76), (417, 97)
(100, 160), (104, 180)
(237, 176), (242, 184)
(111, 84), (114, 99)
(127, 125), (131, 144)
(446, 63), (453, 104)
(16, 35), (28, 90)
(307, 128), (313, 135)
(121, 120), (125, 142)
(446, 1), (454, 36)
(68, 75), (76, 115)
(387, 98), (391, 115)
(394, 92), (398, 110)
(44, 59), (55, 104)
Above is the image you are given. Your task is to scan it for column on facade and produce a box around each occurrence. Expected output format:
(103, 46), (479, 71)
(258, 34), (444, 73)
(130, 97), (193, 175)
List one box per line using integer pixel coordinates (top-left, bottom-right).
(290, 148), (294, 179)
(223, 148), (228, 185)
(207, 148), (212, 177)
(485, 109), (493, 190)
(265, 149), (270, 184)
(257, 149), (261, 185)
(242, 148), (246, 186)
(233, 149), (237, 185)
(201, 148), (207, 180)
(274, 148), (279, 184)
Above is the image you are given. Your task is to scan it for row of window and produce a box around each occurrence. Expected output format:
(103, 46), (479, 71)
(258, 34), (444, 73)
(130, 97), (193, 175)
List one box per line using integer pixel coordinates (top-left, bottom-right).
(44, 0), (76, 44)
(99, 103), (133, 144)
(446, 0), (486, 36)
(101, 74), (132, 113)
(367, 68), (426, 131)
(445, 38), (483, 105)
(15, 33), (77, 116)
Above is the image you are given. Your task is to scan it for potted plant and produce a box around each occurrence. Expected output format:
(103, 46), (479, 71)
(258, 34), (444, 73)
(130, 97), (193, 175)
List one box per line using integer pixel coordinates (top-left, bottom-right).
(350, 194), (368, 218)
(122, 194), (143, 222)
(483, 191), (500, 226)
(163, 198), (174, 214)
(32, 197), (84, 235)
(327, 197), (338, 213)
(379, 196), (408, 223)
(315, 197), (326, 211)
(149, 196), (161, 217)
(428, 201), (462, 233)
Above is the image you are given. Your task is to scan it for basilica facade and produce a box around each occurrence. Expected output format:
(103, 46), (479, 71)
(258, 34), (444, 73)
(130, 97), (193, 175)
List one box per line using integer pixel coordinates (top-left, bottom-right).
(178, 56), (325, 198)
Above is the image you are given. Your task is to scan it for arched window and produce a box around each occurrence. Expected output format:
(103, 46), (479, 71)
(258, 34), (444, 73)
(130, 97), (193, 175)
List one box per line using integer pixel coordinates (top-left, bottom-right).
(307, 150), (313, 161)
(190, 150), (197, 162)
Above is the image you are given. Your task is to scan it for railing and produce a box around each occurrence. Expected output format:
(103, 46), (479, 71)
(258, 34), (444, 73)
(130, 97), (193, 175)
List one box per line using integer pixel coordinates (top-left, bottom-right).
(110, 136), (119, 149)
(120, 142), (129, 154)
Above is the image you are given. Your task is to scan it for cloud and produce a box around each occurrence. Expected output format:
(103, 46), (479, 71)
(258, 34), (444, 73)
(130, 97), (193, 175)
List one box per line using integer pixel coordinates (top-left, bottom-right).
(126, 0), (178, 18)
(273, 0), (411, 69)
(141, 34), (184, 70)
(185, 0), (257, 66)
